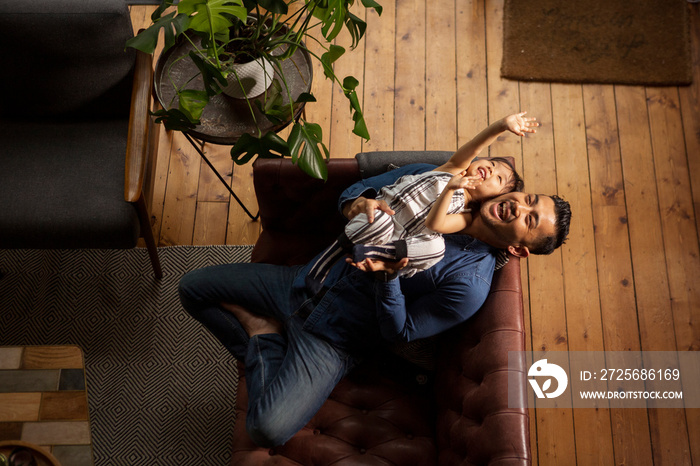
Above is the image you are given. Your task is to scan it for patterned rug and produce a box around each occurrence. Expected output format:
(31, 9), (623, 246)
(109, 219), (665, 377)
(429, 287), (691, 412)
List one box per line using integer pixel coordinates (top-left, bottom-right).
(0, 246), (253, 465)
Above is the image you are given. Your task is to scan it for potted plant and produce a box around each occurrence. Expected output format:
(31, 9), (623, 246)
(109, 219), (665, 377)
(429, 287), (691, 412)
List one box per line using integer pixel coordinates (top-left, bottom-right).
(127, 0), (381, 180)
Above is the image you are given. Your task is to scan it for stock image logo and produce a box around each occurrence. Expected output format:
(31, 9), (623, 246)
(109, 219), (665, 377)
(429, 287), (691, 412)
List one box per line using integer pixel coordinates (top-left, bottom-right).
(528, 359), (568, 399)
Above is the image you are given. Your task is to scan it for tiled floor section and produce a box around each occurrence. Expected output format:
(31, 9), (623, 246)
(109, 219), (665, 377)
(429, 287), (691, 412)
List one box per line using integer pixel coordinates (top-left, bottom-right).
(0, 346), (93, 465)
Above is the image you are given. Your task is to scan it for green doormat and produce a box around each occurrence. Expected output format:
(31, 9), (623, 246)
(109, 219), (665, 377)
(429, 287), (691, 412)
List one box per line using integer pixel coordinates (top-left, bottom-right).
(501, 0), (692, 86)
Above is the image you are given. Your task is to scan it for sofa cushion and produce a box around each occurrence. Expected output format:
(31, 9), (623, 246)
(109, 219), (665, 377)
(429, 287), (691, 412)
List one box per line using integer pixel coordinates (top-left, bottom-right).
(355, 151), (453, 178)
(0, 119), (139, 248)
(232, 354), (438, 465)
(0, 0), (135, 118)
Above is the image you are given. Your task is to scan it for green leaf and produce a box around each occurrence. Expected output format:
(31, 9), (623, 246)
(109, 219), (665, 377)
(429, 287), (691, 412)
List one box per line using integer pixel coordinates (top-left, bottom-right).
(341, 76), (369, 140)
(343, 11), (367, 49)
(263, 81), (285, 109)
(346, 90), (369, 139)
(178, 0), (247, 37)
(295, 92), (317, 103)
(288, 121), (329, 180)
(350, 99), (369, 139)
(151, 0), (176, 21)
(360, 0), (383, 16)
(241, 0), (257, 10)
(126, 11), (190, 54)
(151, 108), (198, 131)
(178, 89), (210, 121)
(253, 88), (317, 125)
(311, 0), (379, 47)
(320, 45), (345, 80)
(252, 82), (292, 125)
(342, 75), (361, 115)
(313, 0), (350, 42)
(342, 75), (359, 92)
(189, 51), (228, 96)
(254, 105), (290, 125)
(230, 132), (290, 165)
(256, 0), (288, 14)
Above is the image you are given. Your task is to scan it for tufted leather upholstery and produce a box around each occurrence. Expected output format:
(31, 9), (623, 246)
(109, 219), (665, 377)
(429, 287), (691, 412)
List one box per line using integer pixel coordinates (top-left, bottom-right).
(231, 156), (530, 465)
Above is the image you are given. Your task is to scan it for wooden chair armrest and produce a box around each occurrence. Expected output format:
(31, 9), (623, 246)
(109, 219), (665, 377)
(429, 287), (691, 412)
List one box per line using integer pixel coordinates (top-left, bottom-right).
(125, 48), (154, 203)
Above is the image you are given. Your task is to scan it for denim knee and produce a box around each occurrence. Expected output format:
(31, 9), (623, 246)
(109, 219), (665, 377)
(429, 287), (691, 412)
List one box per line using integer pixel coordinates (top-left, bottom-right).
(177, 269), (206, 314)
(246, 415), (296, 448)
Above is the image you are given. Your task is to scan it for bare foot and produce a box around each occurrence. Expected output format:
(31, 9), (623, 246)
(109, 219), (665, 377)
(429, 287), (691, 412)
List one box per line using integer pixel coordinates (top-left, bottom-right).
(220, 302), (283, 337)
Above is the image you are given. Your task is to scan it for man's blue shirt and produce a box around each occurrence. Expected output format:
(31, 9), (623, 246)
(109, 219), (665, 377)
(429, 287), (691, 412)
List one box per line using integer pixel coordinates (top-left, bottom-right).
(292, 163), (498, 354)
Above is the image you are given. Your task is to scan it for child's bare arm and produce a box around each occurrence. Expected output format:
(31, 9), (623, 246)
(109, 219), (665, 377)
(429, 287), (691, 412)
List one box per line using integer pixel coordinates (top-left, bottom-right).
(437, 112), (538, 173)
(427, 211), (472, 235)
(425, 172), (478, 234)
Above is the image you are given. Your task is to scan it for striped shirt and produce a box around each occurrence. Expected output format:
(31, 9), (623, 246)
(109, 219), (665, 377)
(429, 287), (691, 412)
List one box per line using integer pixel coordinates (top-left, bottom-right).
(376, 170), (467, 241)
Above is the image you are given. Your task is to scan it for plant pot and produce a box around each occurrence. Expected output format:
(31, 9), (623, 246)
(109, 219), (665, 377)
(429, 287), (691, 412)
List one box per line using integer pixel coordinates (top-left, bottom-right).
(222, 56), (275, 99)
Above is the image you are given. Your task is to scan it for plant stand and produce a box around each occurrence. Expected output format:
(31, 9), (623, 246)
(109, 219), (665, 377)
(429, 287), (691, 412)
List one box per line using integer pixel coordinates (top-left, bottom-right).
(154, 39), (314, 220)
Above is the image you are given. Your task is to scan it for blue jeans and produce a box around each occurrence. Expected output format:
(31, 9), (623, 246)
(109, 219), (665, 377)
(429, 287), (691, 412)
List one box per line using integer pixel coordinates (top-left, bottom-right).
(178, 263), (356, 447)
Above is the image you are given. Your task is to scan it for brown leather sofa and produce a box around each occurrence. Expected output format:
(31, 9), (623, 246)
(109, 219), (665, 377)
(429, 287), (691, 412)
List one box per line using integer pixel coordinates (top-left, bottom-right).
(230, 154), (530, 465)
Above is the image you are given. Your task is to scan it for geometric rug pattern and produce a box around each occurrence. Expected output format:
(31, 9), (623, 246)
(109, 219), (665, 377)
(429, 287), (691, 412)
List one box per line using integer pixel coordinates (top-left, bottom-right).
(0, 246), (253, 465)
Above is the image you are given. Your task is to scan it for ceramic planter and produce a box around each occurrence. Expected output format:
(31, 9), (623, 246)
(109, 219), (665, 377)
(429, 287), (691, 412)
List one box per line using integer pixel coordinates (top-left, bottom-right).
(222, 56), (275, 99)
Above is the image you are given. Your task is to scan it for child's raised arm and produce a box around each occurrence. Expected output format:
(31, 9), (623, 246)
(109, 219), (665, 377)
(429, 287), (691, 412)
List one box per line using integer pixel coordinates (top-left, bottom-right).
(437, 112), (538, 173)
(425, 171), (479, 234)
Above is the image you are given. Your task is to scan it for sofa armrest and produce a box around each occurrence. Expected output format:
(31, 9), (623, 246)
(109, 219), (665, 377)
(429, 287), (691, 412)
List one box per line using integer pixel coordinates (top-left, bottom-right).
(434, 257), (530, 465)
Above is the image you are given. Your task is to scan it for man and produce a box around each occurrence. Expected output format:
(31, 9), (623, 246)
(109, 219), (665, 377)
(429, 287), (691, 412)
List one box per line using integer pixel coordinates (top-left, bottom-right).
(178, 163), (571, 447)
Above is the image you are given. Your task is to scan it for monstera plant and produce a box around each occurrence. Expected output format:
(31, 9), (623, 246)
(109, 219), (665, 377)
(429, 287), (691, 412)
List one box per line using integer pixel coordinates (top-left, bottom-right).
(127, 0), (381, 180)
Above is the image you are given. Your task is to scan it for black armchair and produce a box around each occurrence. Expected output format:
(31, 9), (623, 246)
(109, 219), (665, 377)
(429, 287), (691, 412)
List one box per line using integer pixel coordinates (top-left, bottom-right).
(0, 0), (161, 278)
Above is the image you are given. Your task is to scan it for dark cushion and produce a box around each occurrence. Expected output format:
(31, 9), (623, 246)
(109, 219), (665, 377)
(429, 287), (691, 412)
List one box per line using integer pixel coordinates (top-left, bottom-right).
(0, 0), (135, 118)
(0, 119), (139, 249)
(355, 151), (453, 178)
(232, 356), (438, 465)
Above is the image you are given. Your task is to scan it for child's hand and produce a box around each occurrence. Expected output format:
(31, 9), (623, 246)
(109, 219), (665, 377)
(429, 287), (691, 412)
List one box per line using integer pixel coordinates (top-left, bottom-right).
(504, 111), (538, 136)
(447, 170), (482, 190)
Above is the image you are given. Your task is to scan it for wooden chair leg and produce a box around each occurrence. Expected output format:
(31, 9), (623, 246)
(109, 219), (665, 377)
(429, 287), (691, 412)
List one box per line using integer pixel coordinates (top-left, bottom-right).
(135, 194), (163, 279)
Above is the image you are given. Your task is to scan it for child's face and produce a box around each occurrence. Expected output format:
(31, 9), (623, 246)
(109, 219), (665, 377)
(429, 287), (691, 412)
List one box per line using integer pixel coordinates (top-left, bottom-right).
(466, 159), (514, 201)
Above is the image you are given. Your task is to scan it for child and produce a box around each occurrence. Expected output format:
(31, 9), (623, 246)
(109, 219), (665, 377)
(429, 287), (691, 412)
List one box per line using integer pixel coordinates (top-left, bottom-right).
(305, 112), (537, 292)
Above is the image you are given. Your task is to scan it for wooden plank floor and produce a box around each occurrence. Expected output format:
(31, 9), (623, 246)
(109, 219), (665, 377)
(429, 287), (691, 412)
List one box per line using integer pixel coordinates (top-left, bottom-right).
(131, 2), (700, 465)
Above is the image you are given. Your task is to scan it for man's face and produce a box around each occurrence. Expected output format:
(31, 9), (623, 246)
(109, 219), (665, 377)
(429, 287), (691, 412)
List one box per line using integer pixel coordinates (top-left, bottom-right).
(478, 192), (557, 257)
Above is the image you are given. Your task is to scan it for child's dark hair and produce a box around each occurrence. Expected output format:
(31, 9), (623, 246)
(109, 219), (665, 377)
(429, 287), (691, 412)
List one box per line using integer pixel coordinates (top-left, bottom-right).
(490, 157), (524, 193)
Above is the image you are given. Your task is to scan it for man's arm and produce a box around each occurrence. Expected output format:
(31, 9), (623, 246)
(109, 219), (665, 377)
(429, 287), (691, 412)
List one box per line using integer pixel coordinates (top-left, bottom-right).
(373, 272), (490, 342)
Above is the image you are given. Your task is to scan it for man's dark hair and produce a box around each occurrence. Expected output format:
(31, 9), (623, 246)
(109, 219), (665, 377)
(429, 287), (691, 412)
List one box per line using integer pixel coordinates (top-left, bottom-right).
(491, 157), (525, 193)
(529, 195), (571, 255)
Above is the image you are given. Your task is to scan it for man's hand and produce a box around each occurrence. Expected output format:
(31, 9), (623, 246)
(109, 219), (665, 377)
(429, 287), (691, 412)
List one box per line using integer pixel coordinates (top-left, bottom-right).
(343, 196), (395, 222)
(503, 111), (539, 137)
(346, 257), (409, 275)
